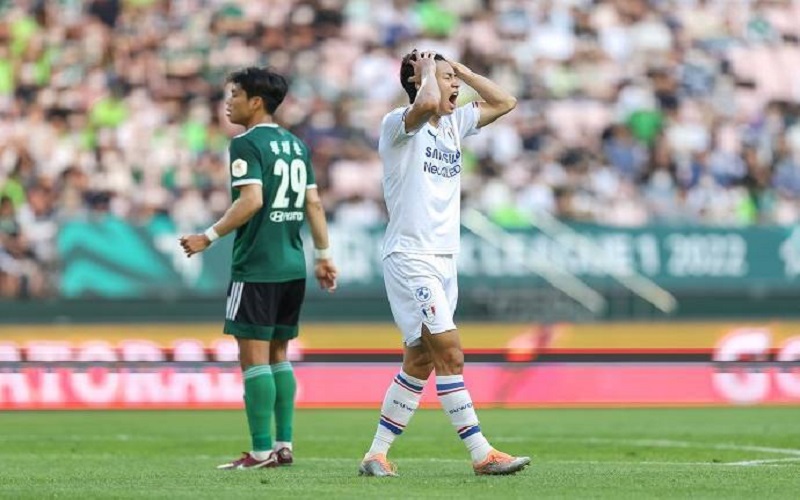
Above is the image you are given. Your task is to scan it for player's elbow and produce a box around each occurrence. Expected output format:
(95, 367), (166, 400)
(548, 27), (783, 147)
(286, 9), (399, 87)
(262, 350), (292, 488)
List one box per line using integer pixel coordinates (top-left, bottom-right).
(414, 96), (438, 114)
(501, 95), (517, 114)
(305, 198), (324, 216)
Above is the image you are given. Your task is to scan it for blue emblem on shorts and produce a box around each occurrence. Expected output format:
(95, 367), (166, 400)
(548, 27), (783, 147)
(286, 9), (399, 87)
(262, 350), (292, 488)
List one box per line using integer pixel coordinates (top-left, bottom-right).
(415, 286), (432, 302)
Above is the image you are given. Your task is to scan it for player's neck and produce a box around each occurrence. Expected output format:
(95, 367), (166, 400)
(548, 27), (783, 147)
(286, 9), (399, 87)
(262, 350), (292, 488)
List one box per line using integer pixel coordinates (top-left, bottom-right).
(244, 112), (275, 130)
(428, 115), (441, 128)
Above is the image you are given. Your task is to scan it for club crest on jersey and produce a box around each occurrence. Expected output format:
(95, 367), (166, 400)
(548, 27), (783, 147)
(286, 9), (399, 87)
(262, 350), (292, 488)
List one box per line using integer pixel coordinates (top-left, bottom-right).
(414, 286), (432, 302)
(231, 159), (248, 178)
(421, 303), (436, 322)
(444, 126), (455, 143)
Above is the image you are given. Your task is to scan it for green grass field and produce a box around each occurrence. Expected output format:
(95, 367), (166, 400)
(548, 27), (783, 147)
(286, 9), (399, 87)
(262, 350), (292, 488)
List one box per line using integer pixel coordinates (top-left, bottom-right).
(1, 408), (799, 499)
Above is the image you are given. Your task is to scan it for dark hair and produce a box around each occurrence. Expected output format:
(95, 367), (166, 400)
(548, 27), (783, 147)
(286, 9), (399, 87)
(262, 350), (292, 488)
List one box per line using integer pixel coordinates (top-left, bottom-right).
(227, 66), (288, 114)
(400, 50), (445, 104)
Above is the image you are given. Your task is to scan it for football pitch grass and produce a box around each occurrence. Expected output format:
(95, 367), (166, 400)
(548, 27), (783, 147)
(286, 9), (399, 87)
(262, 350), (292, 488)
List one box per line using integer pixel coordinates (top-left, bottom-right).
(1, 407), (799, 499)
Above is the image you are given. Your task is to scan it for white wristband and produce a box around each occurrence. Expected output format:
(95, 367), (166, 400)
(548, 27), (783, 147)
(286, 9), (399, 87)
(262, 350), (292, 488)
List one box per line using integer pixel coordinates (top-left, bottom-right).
(204, 226), (220, 243)
(314, 248), (330, 260)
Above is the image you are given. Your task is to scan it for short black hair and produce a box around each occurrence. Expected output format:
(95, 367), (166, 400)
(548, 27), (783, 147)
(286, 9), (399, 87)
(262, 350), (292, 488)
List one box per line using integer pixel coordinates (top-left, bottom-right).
(400, 50), (446, 104)
(227, 66), (288, 114)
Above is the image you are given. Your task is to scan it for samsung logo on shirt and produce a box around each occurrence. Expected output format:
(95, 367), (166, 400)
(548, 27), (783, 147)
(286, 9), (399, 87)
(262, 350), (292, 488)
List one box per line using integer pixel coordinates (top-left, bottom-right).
(424, 147), (461, 164)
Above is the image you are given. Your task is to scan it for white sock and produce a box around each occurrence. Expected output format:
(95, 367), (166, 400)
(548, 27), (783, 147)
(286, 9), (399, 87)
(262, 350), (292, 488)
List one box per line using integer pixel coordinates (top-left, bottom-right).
(251, 450), (272, 461)
(274, 441), (292, 451)
(436, 374), (493, 462)
(367, 370), (427, 457)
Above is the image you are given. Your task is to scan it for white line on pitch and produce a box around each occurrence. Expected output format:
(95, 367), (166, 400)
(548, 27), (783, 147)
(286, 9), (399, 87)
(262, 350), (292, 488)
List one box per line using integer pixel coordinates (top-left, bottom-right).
(500, 436), (800, 457)
(726, 457), (800, 466)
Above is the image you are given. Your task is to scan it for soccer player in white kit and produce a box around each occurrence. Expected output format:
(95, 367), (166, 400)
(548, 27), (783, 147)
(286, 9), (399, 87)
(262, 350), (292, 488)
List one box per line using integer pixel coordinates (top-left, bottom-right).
(358, 50), (530, 477)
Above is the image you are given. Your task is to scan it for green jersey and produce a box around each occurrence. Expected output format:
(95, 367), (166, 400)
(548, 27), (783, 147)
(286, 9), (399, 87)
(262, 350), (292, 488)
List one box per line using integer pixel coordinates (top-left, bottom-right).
(227, 123), (316, 283)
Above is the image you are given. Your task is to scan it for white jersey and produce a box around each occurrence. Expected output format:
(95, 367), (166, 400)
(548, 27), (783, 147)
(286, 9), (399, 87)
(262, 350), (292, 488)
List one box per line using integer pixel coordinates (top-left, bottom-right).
(379, 103), (480, 258)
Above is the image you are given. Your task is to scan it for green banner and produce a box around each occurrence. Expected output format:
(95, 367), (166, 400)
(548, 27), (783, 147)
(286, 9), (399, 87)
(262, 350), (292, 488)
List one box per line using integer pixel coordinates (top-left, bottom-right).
(58, 215), (232, 298)
(56, 218), (800, 298)
(328, 223), (800, 291)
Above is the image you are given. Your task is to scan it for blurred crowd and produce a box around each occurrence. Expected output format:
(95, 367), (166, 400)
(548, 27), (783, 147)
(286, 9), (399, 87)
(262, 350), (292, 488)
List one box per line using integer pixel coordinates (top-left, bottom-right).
(3, 0), (800, 297)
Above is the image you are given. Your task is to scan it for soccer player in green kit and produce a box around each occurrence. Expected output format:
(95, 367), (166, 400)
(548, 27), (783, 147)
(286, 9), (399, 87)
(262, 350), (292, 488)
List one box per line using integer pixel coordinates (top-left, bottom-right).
(180, 67), (338, 470)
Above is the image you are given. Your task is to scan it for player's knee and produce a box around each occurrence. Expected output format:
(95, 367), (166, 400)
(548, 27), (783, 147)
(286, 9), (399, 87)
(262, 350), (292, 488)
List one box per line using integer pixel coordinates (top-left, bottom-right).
(411, 355), (434, 373)
(403, 351), (433, 378)
(240, 355), (270, 370)
(238, 344), (271, 369)
(436, 346), (464, 374)
(269, 340), (289, 362)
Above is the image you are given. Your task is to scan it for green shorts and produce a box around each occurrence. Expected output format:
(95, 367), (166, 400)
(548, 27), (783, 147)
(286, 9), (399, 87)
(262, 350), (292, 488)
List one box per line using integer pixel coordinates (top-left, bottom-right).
(223, 279), (305, 341)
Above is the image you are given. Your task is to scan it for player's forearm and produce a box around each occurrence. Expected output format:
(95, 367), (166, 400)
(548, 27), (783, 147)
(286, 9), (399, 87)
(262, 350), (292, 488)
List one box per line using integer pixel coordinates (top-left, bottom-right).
(210, 197), (262, 238)
(415, 66), (441, 109)
(458, 67), (516, 110)
(305, 199), (330, 251)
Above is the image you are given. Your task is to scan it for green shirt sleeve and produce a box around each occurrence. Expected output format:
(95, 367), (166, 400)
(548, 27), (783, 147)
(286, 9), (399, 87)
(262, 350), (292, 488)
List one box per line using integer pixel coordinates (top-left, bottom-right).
(303, 146), (317, 188)
(229, 136), (263, 187)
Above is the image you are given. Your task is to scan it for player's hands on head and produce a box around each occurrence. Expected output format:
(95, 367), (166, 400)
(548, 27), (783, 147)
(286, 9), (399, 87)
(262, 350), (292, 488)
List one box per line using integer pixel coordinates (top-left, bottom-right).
(408, 50), (438, 84)
(314, 259), (338, 293)
(446, 59), (472, 79)
(179, 234), (211, 257)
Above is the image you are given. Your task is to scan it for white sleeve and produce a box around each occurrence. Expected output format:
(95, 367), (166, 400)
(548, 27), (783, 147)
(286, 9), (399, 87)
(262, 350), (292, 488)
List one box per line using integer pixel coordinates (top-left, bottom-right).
(455, 102), (481, 139)
(381, 107), (423, 146)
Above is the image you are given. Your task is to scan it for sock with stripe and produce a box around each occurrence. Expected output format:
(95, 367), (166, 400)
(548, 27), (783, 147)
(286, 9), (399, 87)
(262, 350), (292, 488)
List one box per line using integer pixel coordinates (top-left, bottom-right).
(243, 364), (276, 459)
(436, 374), (493, 462)
(272, 361), (296, 448)
(366, 370), (427, 457)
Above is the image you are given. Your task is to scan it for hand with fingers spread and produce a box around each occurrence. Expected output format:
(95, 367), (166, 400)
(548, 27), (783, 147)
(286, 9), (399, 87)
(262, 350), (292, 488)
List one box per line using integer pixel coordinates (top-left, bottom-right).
(407, 50), (438, 86)
(446, 59), (474, 80)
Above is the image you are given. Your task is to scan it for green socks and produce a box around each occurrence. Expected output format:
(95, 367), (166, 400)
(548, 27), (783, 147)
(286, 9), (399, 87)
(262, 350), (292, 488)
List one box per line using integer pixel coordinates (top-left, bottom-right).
(272, 361), (297, 443)
(242, 361), (295, 452)
(243, 364), (276, 452)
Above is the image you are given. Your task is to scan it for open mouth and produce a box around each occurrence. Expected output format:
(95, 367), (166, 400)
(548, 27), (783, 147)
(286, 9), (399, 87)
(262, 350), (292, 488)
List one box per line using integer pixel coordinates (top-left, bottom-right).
(449, 92), (458, 105)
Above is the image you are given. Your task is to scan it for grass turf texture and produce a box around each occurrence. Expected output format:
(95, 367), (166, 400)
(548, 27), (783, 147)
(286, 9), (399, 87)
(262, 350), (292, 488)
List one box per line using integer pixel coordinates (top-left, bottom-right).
(1, 408), (798, 499)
